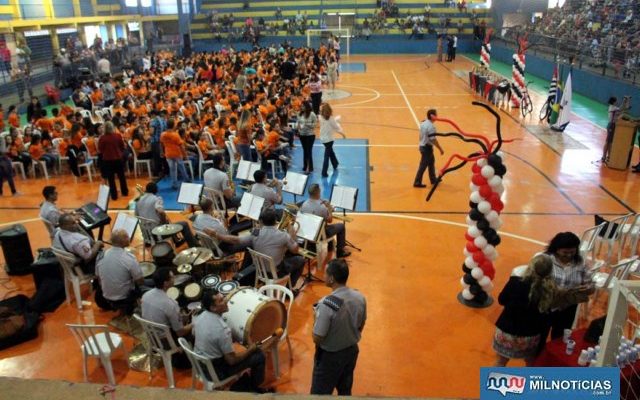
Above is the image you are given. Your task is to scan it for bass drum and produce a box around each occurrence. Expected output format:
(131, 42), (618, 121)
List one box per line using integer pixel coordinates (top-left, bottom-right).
(222, 287), (286, 345)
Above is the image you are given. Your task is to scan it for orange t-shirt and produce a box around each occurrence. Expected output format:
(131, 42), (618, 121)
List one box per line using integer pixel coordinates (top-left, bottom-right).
(0, 111), (5, 131)
(8, 112), (19, 128)
(160, 130), (183, 159)
(58, 139), (69, 156)
(197, 139), (210, 159)
(85, 137), (97, 156)
(29, 143), (44, 160)
(35, 118), (53, 132)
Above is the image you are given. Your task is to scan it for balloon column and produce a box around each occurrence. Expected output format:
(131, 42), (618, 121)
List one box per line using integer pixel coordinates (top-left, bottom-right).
(479, 29), (492, 68)
(426, 102), (513, 308)
(510, 33), (529, 109)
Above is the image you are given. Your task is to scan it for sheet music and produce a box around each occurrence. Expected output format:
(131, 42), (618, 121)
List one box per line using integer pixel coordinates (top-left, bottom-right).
(178, 183), (204, 205)
(282, 171), (308, 196)
(235, 160), (261, 182)
(296, 212), (324, 242)
(97, 184), (110, 211)
(330, 185), (358, 211)
(237, 192), (265, 221)
(112, 212), (138, 241)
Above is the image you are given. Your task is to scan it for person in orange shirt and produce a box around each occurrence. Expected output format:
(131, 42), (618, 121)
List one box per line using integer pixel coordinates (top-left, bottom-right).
(160, 118), (189, 190)
(29, 134), (56, 169)
(84, 131), (98, 157)
(0, 103), (5, 132)
(131, 127), (152, 159)
(7, 105), (19, 128)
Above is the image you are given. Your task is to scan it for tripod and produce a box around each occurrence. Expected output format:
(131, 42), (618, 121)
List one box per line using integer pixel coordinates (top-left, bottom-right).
(341, 209), (362, 252)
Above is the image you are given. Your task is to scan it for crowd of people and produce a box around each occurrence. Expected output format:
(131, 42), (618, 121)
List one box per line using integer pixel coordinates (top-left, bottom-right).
(524, 0), (640, 78)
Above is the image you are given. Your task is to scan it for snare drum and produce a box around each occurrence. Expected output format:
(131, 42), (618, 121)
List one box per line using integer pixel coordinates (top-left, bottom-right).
(217, 280), (239, 295)
(184, 282), (203, 301)
(140, 262), (156, 278)
(201, 274), (221, 290)
(167, 286), (181, 301)
(222, 287), (286, 345)
(151, 241), (175, 268)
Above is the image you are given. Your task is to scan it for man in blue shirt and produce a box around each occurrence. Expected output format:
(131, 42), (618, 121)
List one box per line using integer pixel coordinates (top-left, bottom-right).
(413, 109), (444, 188)
(150, 110), (167, 177)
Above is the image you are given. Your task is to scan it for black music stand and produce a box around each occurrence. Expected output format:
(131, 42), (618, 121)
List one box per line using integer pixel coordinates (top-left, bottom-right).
(295, 212), (325, 289)
(329, 184), (361, 252)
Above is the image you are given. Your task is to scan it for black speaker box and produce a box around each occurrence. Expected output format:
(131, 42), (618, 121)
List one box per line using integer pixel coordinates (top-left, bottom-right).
(0, 224), (34, 275)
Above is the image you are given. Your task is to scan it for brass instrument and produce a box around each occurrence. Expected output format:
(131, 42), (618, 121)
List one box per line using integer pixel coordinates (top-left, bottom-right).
(267, 178), (285, 188)
(321, 199), (335, 214)
(277, 209), (299, 233)
(227, 167), (235, 192)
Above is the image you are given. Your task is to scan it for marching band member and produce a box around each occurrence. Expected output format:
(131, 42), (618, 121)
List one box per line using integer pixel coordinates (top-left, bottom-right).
(52, 213), (103, 274)
(203, 154), (242, 209)
(193, 289), (278, 393)
(249, 169), (282, 211)
(135, 182), (198, 247)
(300, 184), (351, 258)
(192, 198), (248, 254)
(40, 186), (61, 230)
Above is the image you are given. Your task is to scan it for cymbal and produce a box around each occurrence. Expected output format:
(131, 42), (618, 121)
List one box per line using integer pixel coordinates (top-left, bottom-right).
(140, 262), (156, 278)
(177, 264), (192, 274)
(152, 223), (183, 236)
(173, 247), (213, 266)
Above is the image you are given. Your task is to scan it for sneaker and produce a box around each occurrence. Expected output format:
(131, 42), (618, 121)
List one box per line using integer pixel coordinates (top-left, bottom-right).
(413, 183), (427, 188)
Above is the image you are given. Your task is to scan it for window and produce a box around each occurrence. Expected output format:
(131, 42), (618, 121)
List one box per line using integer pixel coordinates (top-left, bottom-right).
(156, 0), (190, 14)
(125, 0), (138, 7)
(140, 0), (152, 7)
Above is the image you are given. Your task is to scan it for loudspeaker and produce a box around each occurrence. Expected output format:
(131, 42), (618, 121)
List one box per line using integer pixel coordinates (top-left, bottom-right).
(0, 224), (34, 275)
(182, 34), (192, 58)
(233, 265), (256, 287)
(31, 248), (63, 290)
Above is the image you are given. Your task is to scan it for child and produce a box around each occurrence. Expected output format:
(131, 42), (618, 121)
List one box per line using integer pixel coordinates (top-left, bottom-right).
(7, 105), (19, 128)
(29, 134), (56, 170)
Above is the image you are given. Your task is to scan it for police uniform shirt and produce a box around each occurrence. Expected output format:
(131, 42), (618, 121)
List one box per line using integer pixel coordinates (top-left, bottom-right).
(193, 213), (228, 236)
(39, 200), (61, 226)
(249, 183), (279, 209)
(241, 226), (296, 266)
(418, 119), (436, 147)
(53, 229), (94, 262)
(193, 310), (234, 359)
(203, 168), (231, 193)
(135, 193), (164, 224)
(141, 288), (184, 333)
(96, 247), (143, 301)
(300, 199), (329, 221)
(313, 286), (367, 352)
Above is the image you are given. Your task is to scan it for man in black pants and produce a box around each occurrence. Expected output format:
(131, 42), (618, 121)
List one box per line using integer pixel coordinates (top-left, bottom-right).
(98, 121), (128, 200)
(413, 109), (444, 188)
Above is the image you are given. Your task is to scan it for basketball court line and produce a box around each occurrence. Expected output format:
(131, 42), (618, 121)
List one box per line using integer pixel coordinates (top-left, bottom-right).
(390, 70), (420, 127)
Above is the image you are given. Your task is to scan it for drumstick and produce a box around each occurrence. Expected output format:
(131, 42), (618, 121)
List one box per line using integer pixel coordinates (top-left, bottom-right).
(257, 328), (284, 346)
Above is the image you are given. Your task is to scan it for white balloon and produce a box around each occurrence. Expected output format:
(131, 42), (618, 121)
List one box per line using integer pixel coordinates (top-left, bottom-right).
(487, 252), (498, 261)
(465, 215), (473, 226)
(496, 185), (505, 196)
(478, 201), (491, 214)
(488, 175), (502, 187)
(470, 183), (479, 192)
(497, 150), (505, 160)
(468, 226), (481, 238)
(463, 248), (471, 257)
(484, 281), (495, 292)
(465, 256), (478, 269)
(460, 277), (470, 288)
(481, 165), (495, 179)
(462, 288), (474, 300)
(486, 210), (499, 223)
(482, 244), (496, 256)
(477, 158), (488, 167)
(474, 235), (488, 249)
(490, 219), (503, 230)
(470, 190), (482, 204)
(471, 267), (484, 279)
(478, 276), (492, 287)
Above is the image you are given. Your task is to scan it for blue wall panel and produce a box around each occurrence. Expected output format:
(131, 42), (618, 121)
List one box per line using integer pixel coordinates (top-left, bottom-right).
(80, 0), (94, 16)
(115, 25), (124, 39)
(53, 0), (74, 17)
(25, 36), (53, 62)
(20, 3), (46, 19)
(491, 43), (640, 117)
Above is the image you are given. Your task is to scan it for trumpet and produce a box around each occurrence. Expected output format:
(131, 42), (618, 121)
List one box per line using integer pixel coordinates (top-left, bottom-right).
(321, 199), (335, 214)
(267, 178), (286, 188)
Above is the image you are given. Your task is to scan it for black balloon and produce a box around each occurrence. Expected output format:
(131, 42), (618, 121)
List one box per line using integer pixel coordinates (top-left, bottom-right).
(469, 201), (478, 209)
(495, 165), (507, 177)
(462, 264), (472, 274)
(477, 219), (490, 231)
(484, 228), (497, 238)
(463, 273), (476, 284)
(487, 154), (503, 168)
(489, 235), (502, 246)
(469, 283), (483, 295)
(469, 209), (483, 221)
(475, 290), (489, 303)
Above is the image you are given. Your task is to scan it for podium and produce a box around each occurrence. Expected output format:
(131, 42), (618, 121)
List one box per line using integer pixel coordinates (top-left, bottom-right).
(607, 119), (639, 170)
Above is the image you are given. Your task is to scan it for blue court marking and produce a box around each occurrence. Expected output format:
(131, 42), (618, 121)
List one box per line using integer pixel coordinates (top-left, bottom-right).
(340, 62), (367, 73)
(157, 138), (371, 212)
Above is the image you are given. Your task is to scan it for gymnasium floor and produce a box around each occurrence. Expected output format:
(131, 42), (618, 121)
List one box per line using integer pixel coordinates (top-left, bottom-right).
(0, 54), (639, 399)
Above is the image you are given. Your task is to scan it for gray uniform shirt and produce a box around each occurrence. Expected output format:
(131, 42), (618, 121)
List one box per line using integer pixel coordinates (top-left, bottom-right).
(96, 247), (143, 301)
(193, 310), (234, 359)
(53, 229), (94, 261)
(141, 288), (184, 333)
(135, 193), (164, 224)
(39, 200), (61, 226)
(203, 168), (231, 193)
(239, 226), (296, 266)
(193, 213), (228, 236)
(249, 183), (280, 209)
(418, 119), (436, 147)
(300, 199), (330, 221)
(313, 286), (367, 352)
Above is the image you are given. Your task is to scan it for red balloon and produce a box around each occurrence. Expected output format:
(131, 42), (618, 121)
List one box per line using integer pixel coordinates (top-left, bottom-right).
(480, 260), (493, 270)
(471, 174), (487, 186)
(485, 268), (496, 280)
(480, 261), (495, 279)
(491, 199), (504, 212)
(472, 251), (485, 263)
(466, 241), (479, 253)
(471, 164), (481, 174)
(479, 184), (492, 199)
(489, 193), (501, 203)
(464, 232), (475, 242)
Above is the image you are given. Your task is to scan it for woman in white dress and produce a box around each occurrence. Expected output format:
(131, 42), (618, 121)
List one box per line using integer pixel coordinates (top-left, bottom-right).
(326, 55), (338, 92)
(319, 103), (346, 177)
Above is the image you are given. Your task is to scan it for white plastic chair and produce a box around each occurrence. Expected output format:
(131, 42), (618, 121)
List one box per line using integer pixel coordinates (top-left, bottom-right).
(204, 131), (215, 148)
(41, 218), (56, 241)
(133, 314), (181, 388)
(177, 337), (247, 391)
(247, 248), (291, 289)
(258, 284), (294, 378)
(224, 140), (239, 180)
(195, 230), (240, 271)
(25, 143), (50, 180)
(580, 222), (606, 270)
(196, 143), (214, 179)
(11, 161), (25, 180)
(67, 324), (128, 386)
(81, 137), (99, 172)
(184, 159), (195, 180)
(595, 214), (633, 264)
(620, 214), (640, 259)
(591, 256), (639, 303)
(127, 140), (152, 178)
(51, 247), (96, 310)
(51, 138), (69, 172)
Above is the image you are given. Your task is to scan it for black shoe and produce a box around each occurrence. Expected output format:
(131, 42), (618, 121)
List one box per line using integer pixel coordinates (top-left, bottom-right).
(633, 167), (640, 173)
(337, 250), (351, 258)
(413, 183), (427, 188)
(321, 173), (329, 177)
(256, 387), (276, 394)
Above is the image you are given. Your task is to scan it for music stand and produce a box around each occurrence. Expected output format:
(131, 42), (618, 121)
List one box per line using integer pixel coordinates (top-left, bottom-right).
(282, 171), (308, 204)
(178, 183), (204, 206)
(96, 184), (110, 212)
(237, 192), (265, 222)
(235, 160), (262, 182)
(295, 212), (325, 287)
(330, 184), (361, 252)
(112, 212), (139, 243)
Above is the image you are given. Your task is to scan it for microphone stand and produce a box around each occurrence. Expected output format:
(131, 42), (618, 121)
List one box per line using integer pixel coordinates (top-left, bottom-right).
(342, 208), (361, 252)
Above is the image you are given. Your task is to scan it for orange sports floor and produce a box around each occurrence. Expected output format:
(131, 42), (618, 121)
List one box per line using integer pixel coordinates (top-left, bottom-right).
(0, 55), (638, 399)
